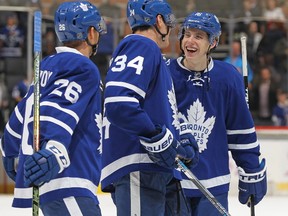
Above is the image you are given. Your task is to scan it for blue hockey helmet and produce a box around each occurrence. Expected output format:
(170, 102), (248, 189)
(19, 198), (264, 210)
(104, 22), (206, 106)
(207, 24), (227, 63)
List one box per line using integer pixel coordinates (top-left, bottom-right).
(179, 12), (221, 47)
(127, 0), (176, 30)
(54, 1), (107, 42)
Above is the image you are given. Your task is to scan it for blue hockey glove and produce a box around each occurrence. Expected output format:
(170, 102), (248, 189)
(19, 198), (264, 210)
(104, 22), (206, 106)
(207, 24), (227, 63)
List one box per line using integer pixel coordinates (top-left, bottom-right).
(1, 135), (17, 181)
(238, 158), (267, 206)
(139, 125), (187, 169)
(24, 141), (70, 187)
(2, 156), (17, 181)
(179, 123), (199, 169)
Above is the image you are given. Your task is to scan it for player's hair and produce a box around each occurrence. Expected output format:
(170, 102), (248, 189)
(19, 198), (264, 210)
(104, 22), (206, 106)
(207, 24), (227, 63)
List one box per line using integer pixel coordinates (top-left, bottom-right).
(179, 12), (221, 47)
(126, 0), (176, 31)
(54, 1), (107, 42)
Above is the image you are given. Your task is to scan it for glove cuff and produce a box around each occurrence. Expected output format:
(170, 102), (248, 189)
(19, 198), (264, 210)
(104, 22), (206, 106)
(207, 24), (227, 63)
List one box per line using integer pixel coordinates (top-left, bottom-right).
(140, 127), (174, 153)
(238, 159), (266, 183)
(45, 140), (70, 173)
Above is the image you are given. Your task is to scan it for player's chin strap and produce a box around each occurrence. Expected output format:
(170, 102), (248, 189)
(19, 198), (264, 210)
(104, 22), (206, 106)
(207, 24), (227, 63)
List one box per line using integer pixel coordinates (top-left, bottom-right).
(154, 24), (170, 42)
(86, 38), (99, 57)
(205, 45), (212, 91)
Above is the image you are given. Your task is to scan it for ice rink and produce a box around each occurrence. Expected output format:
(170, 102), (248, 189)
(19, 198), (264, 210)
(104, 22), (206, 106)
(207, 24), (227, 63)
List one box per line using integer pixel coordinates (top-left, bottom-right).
(1, 194), (288, 215)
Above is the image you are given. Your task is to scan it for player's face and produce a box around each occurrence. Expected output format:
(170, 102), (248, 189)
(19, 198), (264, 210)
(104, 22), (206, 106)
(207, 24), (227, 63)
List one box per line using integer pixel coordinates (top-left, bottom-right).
(181, 28), (210, 60)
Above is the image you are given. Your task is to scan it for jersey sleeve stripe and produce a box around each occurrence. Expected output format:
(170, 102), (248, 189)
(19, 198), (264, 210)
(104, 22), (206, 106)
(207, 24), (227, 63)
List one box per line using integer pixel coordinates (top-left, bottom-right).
(40, 101), (79, 123)
(226, 127), (255, 135)
(6, 122), (22, 139)
(228, 141), (259, 150)
(106, 81), (146, 98)
(104, 96), (139, 105)
(40, 116), (73, 135)
(13, 177), (97, 199)
(15, 106), (23, 123)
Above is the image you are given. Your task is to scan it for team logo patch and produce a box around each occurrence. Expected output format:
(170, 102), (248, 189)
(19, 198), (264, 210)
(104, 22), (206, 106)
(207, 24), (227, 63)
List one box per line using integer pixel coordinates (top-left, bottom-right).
(178, 98), (215, 152)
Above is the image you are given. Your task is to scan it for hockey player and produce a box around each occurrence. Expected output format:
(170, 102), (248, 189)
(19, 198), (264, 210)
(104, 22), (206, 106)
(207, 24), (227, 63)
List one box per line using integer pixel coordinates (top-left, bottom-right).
(168, 12), (267, 215)
(101, 0), (198, 215)
(0, 1), (106, 215)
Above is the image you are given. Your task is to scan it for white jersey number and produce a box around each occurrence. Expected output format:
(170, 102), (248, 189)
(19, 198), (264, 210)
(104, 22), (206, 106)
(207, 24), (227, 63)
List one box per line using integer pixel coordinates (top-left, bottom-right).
(111, 55), (144, 75)
(50, 79), (82, 104)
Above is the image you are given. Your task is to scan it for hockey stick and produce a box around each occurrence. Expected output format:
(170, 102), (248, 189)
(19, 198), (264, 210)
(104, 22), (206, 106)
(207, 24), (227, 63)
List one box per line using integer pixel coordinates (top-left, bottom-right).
(241, 36), (255, 216)
(175, 158), (231, 216)
(249, 195), (255, 216)
(32, 10), (42, 216)
(240, 36), (249, 108)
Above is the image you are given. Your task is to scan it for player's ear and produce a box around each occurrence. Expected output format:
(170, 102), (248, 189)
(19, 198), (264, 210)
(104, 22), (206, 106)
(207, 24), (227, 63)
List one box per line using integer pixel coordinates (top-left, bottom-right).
(209, 39), (217, 50)
(155, 14), (165, 28)
(87, 27), (99, 43)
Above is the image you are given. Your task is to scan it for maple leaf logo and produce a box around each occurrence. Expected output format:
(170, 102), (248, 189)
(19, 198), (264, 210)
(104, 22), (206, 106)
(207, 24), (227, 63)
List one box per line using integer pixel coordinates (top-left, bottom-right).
(168, 86), (180, 130)
(95, 113), (103, 154)
(80, 3), (89, 11)
(178, 99), (215, 152)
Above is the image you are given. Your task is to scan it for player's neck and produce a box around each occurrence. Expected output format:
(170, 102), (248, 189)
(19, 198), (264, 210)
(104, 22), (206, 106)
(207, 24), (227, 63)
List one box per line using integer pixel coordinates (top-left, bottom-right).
(134, 28), (167, 49)
(183, 57), (207, 72)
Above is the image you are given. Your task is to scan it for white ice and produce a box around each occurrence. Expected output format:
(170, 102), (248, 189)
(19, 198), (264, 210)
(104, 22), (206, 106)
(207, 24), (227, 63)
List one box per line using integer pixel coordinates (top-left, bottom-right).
(1, 194), (287, 215)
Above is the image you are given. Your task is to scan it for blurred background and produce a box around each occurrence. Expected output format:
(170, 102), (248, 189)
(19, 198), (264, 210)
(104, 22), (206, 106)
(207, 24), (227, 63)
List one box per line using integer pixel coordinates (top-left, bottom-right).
(0, 0), (287, 203)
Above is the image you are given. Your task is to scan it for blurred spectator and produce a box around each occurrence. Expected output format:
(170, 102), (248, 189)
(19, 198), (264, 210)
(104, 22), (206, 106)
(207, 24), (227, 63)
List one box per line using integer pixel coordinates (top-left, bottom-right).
(272, 89), (288, 126)
(0, 76), (9, 134)
(223, 40), (254, 88)
(42, 29), (57, 58)
(257, 21), (286, 76)
(241, 0), (263, 25)
(0, 13), (25, 57)
(251, 66), (279, 125)
(281, 0), (288, 19)
(273, 31), (288, 87)
(263, 0), (286, 22)
(11, 76), (29, 104)
(246, 21), (263, 68)
(250, 0), (265, 15)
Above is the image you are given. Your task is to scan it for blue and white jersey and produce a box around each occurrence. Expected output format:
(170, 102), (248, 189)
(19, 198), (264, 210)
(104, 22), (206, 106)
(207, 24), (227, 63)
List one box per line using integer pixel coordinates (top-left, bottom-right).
(101, 34), (180, 191)
(169, 57), (261, 197)
(1, 47), (102, 207)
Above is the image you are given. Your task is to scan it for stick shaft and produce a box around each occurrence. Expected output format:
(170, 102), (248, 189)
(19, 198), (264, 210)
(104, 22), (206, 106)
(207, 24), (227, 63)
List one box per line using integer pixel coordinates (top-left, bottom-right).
(32, 10), (42, 216)
(240, 36), (249, 107)
(241, 36), (255, 216)
(176, 158), (231, 216)
(250, 195), (255, 216)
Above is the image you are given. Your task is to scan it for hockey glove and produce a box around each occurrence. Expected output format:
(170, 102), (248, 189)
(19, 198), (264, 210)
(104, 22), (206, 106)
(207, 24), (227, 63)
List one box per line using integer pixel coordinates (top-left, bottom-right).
(24, 141), (70, 187)
(139, 125), (187, 169)
(179, 123), (199, 169)
(2, 156), (17, 181)
(238, 158), (267, 206)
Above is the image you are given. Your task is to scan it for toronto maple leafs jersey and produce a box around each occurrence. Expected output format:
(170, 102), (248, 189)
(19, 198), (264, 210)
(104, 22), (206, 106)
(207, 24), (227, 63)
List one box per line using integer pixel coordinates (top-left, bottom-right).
(169, 57), (261, 197)
(101, 34), (180, 191)
(1, 47), (102, 207)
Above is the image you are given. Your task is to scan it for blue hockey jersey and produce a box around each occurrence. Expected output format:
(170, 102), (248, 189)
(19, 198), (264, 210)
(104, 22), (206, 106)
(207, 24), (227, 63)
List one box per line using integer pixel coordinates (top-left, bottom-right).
(101, 34), (180, 191)
(1, 47), (102, 207)
(169, 57), (261, 197)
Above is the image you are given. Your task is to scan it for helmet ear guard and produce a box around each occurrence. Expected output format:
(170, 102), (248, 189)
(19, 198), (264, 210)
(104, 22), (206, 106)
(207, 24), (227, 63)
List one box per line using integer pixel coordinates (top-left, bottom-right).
(54, 1), (107, 43)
